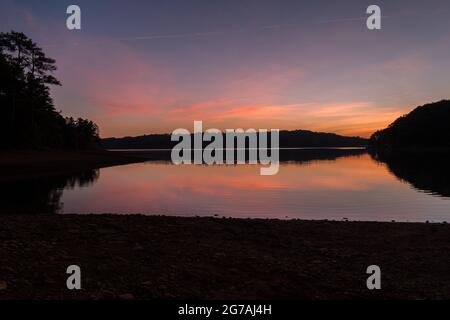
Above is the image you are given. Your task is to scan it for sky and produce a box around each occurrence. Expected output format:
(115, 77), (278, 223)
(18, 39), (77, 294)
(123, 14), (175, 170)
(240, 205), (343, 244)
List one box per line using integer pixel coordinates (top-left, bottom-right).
(1, 0), (450, 138)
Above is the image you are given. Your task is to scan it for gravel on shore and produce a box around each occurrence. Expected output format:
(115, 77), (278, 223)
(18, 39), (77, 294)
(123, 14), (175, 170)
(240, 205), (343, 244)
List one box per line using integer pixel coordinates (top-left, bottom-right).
(0, 214), (449, 300)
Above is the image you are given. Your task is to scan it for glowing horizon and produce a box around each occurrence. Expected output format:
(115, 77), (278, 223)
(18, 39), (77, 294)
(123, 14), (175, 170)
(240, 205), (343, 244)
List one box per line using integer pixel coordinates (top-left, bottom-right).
(2, 0), (449, 138)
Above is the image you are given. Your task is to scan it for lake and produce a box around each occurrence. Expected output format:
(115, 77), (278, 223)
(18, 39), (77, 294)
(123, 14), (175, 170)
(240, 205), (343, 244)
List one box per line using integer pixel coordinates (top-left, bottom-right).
(2, 149), (449, 222)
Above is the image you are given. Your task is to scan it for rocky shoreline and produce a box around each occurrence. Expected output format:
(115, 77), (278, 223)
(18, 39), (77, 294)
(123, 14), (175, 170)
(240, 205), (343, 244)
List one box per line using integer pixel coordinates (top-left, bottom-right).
(0, 214), (449, 300)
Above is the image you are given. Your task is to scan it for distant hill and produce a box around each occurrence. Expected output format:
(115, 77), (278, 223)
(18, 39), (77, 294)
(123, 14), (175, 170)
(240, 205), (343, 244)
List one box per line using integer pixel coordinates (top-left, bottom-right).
(101, 130), (367, 149)
(370, 100), (450, 149)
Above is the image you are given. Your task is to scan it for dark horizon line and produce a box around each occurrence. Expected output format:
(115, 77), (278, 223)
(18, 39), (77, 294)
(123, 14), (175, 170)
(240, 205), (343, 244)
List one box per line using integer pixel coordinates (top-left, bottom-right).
(101, 128), (370, 141)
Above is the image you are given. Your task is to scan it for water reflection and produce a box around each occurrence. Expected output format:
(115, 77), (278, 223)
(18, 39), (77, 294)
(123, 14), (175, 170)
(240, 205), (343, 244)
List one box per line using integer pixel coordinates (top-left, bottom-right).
(1, 148), (449, 221)
(370, 150), (450, 198)
(1, 170), (99, 214)
(116, 147), (367, 163)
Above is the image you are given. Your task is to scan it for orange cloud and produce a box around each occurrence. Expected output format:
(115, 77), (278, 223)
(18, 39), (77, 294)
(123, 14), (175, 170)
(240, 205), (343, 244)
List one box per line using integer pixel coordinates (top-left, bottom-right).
(165, 100), (404, 137)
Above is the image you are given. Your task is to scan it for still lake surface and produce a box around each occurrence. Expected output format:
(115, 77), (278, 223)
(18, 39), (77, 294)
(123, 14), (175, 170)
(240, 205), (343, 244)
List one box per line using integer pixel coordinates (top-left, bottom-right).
(4, 149), (449, 222)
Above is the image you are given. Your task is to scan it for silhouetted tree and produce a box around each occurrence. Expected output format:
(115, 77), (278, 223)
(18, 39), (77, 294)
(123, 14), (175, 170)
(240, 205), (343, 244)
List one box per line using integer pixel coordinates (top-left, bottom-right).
(64, 117), (100, 149)
(0, 31), (99, 149)
(370, 100), (450, 149)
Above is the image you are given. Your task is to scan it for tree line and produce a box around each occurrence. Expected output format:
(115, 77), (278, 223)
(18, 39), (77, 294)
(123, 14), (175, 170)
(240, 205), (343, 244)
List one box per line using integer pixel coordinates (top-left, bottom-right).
(101, 130), (367, 150)
(370, 100), (450, 149)
(0, 31), (99, 149)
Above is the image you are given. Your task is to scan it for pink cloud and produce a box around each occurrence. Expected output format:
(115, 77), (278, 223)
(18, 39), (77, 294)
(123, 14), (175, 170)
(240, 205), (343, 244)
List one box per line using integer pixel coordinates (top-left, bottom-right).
(54, 36), (177, 117)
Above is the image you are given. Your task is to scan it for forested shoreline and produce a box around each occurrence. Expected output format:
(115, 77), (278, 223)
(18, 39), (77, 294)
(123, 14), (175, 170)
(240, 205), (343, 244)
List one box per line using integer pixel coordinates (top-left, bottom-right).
(0, 31), (99, 149)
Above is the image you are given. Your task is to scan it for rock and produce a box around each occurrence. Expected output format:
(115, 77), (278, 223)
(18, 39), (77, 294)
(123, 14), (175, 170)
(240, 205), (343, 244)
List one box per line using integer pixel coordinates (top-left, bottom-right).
(118, 293), (134, 300)
(158, 285), (168, 291)
(0, 281), (7, 290)
(141, 280), (152, 287)
(96, 290), (115, 299)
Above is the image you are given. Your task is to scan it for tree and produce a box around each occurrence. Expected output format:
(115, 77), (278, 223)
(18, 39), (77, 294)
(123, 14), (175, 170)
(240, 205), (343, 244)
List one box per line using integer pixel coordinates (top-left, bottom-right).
(370, 100), (450, 149)
(0, 31), (99, 149)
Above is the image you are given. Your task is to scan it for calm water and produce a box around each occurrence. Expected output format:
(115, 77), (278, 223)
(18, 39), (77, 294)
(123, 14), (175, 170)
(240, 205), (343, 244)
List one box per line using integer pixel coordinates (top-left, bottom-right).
(3, 149), (450, 222)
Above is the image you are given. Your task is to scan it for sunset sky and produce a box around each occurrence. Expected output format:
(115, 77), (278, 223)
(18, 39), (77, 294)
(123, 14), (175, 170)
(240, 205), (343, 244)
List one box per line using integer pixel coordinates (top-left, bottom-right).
(1, 0), (450, 138)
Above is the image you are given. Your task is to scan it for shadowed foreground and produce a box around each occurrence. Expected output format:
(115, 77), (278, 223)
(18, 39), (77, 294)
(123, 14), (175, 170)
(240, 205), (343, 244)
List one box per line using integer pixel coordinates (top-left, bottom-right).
(0, 215), (449, 300)
(0, 150), (145, 181)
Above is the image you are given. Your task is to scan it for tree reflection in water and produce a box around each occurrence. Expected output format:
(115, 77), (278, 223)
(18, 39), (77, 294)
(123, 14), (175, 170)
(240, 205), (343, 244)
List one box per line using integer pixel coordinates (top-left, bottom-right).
(371, 150), (450, 198)
(1, 170), (99, 214)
